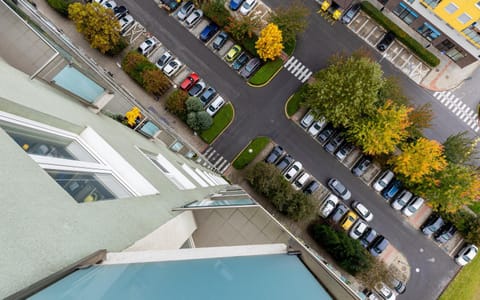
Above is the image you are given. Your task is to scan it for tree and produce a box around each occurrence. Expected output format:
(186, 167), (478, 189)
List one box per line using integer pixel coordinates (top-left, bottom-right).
(68, 3), (121, 54)
(389, 138), (447, 184)
(201, 0), (231, 27)
(357, 259), (394, 290)
(142, 69), (171, 95)
(443, 131), (479, 165)
(185, 97), (204, 112)
(268, 1), (309, 44)
(165, 90), (189, 120)
(347, 100), (411, 155)
(196, 111), (214, 131)
(224, 15), (261, 42)
(47, 0), (74, 17)
(443, 210), (480, 245)
(407, 103), (433, 139)
(255, 23), (284, 61)
(378, 76), (409, 105)
(414, 164), (480, 212)
(303, 53), (384, 128)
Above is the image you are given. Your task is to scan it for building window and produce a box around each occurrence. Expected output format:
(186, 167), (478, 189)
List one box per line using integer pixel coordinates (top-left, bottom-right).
(423, 0), (441, 8)
(445, 47), (466, 61)
(444, 3), (458, 13)
(458, 13), (472, 24)
(393, 2), (419, 25)
(462, 26), (480, 46)
(417, 22), (441, 41)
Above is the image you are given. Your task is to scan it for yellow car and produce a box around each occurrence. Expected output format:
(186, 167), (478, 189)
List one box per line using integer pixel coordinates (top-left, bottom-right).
(340, 210), (358, 231)
(225, 45), (242, 62)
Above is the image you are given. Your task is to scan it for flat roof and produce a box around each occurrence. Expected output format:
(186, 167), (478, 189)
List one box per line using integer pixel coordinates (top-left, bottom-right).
(30, 254), (332, 300)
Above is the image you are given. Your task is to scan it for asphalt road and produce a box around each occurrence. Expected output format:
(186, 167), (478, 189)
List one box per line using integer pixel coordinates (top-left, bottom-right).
(124, 0), (462, 298)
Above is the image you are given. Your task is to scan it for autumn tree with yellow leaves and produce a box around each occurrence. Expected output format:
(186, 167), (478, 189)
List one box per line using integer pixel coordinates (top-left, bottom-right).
(68, 2), (121, 54)
(255, 23), (284, 61)
(389, 138), (447, 183)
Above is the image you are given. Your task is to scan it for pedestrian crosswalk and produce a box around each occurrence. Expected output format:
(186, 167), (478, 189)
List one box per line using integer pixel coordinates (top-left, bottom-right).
(202, 146), (230, 174)
(283, 56), (313, 83)
(433, 91), (479, 132)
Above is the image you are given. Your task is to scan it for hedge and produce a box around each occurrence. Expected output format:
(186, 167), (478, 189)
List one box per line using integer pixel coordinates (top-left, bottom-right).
(46, 0), (72, 17)
(360, 1), (440, 67)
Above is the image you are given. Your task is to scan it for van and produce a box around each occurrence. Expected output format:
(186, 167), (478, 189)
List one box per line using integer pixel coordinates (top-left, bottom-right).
(402, 196), (424, 217)
(300, 110), (315, 128)
(206, 96), (225, 116)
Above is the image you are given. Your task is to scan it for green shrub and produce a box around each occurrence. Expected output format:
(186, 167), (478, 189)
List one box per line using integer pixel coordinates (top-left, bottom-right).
(284, 38), (296, 56)
(232, 137), (270, 169)
(106, 36), (129, 56)
(360, 1), (440, 67)
(241, 34), (258, 56)
(165, 90), (189, 120)
(248, 58), (284, 86)
(202, 0), (230, 28)
(47, 0), (72, 17)
(122, 51), (159, 87)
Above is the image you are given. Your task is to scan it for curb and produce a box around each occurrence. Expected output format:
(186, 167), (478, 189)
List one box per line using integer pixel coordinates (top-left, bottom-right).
(247, 60), (285, 88)
(231, 136), (269, 170)
(284, 94), (295, 119)
(202, 102), (235, 145)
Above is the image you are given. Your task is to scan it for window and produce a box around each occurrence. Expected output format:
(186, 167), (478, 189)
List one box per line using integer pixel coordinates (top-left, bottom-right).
(423, 0), (441, 8)
(463, 26), (480, 45)
(417, 22), (441, 41)
(393, 2), (419, 25)
(445, 47), (466, 61)
(458, 13), (472, 24)
(444, 3), (458, 13)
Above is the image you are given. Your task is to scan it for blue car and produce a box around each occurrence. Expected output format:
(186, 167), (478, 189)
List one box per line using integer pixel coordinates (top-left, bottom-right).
(229, 0), (245, 10)
(381, 179), (402, 200)
(200, 22), (219, 42)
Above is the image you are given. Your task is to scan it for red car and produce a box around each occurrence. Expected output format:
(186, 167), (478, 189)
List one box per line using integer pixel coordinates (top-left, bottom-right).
(180, 72), (200, 91)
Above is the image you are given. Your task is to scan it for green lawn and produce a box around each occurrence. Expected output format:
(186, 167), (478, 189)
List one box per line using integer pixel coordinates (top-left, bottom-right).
(440, 256), (480, 300)
(200, 103), (234, 144)
(232, 137), (270, 169)
(286, 84), (309, 117)
(468, 202), (480, 215)
(248, 58), (284, 86)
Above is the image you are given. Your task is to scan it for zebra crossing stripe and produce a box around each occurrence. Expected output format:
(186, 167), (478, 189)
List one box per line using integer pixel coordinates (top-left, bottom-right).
(287, 59), (298, 71)
(474, 126), (480, 132)
(452, 98), (460, 104)
(462, 114), (470, 122)
(452, 106), (459, 114)
(294, 65), (306, 77)
(447, 102), (455, 109)
(298, 68), (311, 81)
(467, 119), (475, 126)
(433, 91), (441, 97)
(284, 56), (296, 68)
(302, 71), (313, 83)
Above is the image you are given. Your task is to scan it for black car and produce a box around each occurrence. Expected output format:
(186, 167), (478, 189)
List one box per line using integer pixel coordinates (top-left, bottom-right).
(391, 278), (406, 294)
(213, 31), (228, 50)
(240, 57), (261, 78)
(200, 22), (219, 42)
(341, 4), (360, 24)
(232, 52), (249, 71)
(317, 124), (336, 144)
(304, 180), (320, 195)
(324, 133), (344, 153)
(359, 227), (378, 248)
(330, 203), (348, 223)
(161, 0), (181, 11)
(434, 223), (456, 243)
(199, 87), (217, 106)
(265, 145), (284, 164)
(275, 154), (293, 172)
(377, 32), (395, 52)
(421, 214), (444, 236)
(352, 156), (372, 177)
(335, 142), (355, 161)
(369, 236), (389, 257)
(114, 6), (129, 19)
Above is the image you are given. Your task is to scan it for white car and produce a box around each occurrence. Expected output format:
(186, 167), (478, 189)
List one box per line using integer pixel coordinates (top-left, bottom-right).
(391, 190), (412, 211)
(319, 194), (339, 218)
(349, 220), (368, 239)
(307, 118), (326, 136)
(455, 244), (478, 266)
(375, 282), (396, 300)
(162, 58), (183, 77)
(156, 51), (173, 70)
(292, 172), (310, 191)
(240, 0), (257, 15)
(402, 196), (424, 217)
(206, 96), (225, 116)
(300, 110), (315, 128)
(185, 9), (203, 28)
(373, 170), (394, 192)
(119, 14), (134, 34)
(137, 38), (157, 56)
(102, 0), (117, 9)
(352, 201), (373, 222)
(284, 161), (302, 181)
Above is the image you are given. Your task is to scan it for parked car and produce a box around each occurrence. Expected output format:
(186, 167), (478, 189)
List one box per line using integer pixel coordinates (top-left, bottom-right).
(300, 110), (315, 129)
(421, 214), (444, 236)
(330, 203), (348, 223)
(265, 145), (284, 164)
(402, 196), (424, 217)
(335, 142), (355, 162)
(303, 180), (320, 195)
(177, 1), (195, 21)
(156, 51), (173, 70)
(341, 3), (360, 24)
(240, 0), (257, 15)
(319, 194), (339, 218)
(232, 53), (249, 71)
(206, 96), (225, 116)
(103, 0), (117, 9)
(359, 227), (378, 248)
(229, 0), (245, 11)
(364, 290), (382, 300)
(340, 210), (358, 231)
(434, 223), (457, 244)
(377, 31), (395, 52)
(200, 22), (219, 42)
(350, 220), (368, 239)
(199, 87), (217, 106)
(137, 38), (157, 56)
(119, 14), (134, 34)
(276, 154), (294, 172)
(455, 244), (478, 266)
(391, 278), (406, 294)
(352, 201), (373, 222)
(188, 80), (206, 97)
(317, 124), (336, 144)
(213, 31), (229, 50)
(240, 57), (261, 78)
(113, 5), (128, 19)
(381, 179), (402, 200)
(180, 72), (200, 91)
(185, 9), (203, 28)
(293, 172), (310, 191)
(162, 58), (182, 77)
(369, 236), (389, 257)
(284, 161), (302, 181)
(161, 0), (181, 11)
(327, 178), (351, 200)
(352, 156), (372, 177)
(324, 133), (345, 153)
(375, 282), (396, 300)
(373, 170), (394, 192)
(391, 189), (412, 210)
(308, 118), (327, 136)
(225, 45), (242, 62)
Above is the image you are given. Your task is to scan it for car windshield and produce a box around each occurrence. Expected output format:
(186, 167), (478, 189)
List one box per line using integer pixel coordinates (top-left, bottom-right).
(244, 2), (251, 8)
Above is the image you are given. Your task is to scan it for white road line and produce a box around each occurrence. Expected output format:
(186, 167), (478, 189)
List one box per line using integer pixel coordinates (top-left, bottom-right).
(452, 97), (460, 104)
(447, 102), (455, 109)
(467, 119), (475, 126)
(284, 56), (296, 68)
(452, 106), (459, 114)
(460, 103), (467, 110)
(302, 71), (313, 83)
(289, 61), (302, 73)
(286, 58), (298, 71)
(474, 126), (480, 133)
(433, 91), (441, 97)
(462, 114), (470, 122)
(294, 65), (306, 77)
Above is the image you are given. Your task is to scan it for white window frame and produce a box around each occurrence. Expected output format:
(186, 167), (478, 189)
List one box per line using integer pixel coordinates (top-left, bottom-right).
(457, 13), (472, 24)
(444, 2), (458, 14)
